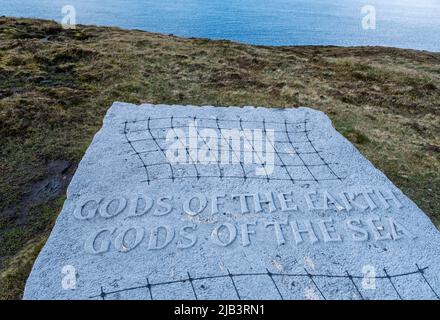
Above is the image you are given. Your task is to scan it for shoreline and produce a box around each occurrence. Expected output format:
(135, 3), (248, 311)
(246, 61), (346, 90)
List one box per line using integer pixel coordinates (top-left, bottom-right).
(2, 15), (439, 54)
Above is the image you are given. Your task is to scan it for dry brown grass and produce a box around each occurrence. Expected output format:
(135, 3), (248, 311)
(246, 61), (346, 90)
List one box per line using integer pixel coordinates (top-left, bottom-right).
(0, 16), (439, 299)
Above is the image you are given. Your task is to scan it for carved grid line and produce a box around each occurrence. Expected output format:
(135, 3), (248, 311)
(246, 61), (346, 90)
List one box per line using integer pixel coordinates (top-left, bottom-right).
(263, 119), (295, 185)
(125, 137), (315, 144)
(384, 267), (402, 300)
(124, 115), (344, 184)
(146, 117), (174, 183)
(170, 115), (200, 180)
(133, 162), (335, 168)
(193, 116), (223, 179)
(215, 117), (247, 181)
(266, 268), (284, 300)
(346, 270), (364, 300)
(304, 120), (343, 181)
(128, 126), (314, 137)
(285, 120), (318, 183)
(238, 118), (270, 182)
(228, 269), (241, 300)
(91, 265), (438, 300)
(416, 263), (440, 299)
(139, 176), (341, 184)
(123, 121), (151, 183)
(146, 277), (153, 300)
(126, 116), (305, 126)
(304, 267), (326, 300)
(130, 148), (324, 156)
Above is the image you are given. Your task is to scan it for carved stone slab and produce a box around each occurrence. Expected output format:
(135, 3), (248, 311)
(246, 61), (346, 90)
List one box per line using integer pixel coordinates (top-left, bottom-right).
(24, 103), (440, 300)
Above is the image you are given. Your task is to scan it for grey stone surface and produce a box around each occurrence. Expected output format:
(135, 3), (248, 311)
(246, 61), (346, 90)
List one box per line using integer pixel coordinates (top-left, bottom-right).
(24, 102), (440, 300)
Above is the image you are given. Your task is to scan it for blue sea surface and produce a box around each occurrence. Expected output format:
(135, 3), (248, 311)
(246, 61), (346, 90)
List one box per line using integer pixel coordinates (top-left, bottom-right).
(2, 0), (440, 51)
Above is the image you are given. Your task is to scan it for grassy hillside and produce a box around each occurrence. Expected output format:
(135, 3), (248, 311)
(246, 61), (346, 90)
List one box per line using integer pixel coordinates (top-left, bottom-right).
(0, 17), (439, 299)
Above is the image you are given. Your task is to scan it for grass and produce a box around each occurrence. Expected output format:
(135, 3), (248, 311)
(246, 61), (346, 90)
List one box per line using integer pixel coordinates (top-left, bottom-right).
(0, 16), (439, 299)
